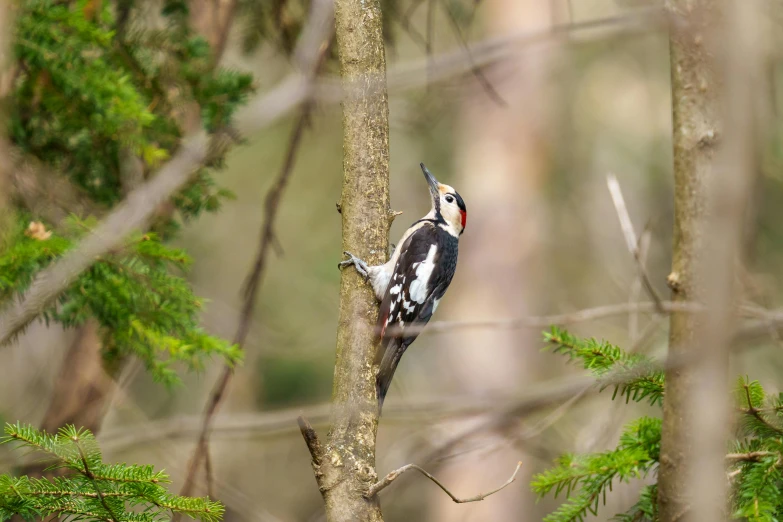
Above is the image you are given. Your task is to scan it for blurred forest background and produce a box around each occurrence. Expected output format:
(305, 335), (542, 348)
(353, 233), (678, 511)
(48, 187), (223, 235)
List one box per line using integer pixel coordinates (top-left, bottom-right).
(2, 0), (783, 521)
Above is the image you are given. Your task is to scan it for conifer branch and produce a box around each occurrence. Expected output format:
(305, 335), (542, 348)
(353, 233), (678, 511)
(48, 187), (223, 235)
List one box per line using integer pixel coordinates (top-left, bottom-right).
(0, 424), (223, 522)
(725, 451), (774, 462)
(75, 439), (120, 522)
(742, 383), (783, 439)
(544, 327), (665, 406)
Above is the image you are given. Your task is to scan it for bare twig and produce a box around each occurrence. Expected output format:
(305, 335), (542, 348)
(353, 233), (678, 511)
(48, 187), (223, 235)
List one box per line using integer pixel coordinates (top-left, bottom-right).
(178, 106), (314, 498)
(312, 6), (664, 103)
(629, 226), (653, 340)
(394, 300), (702, 337)
(177, 20), (333, 499)
(425, 0), (436, 89)
(421, 328), (769, 466)
(0, 8), (662, 348)
(365, 461), (522, 502)
(606, 173), (665, 313)
(606, 174), (639, 253)
(725, 451), (774, 462)
(297, 415), (324, 467)
(437, 0), (506, 106)
(402, 0), (426, 28)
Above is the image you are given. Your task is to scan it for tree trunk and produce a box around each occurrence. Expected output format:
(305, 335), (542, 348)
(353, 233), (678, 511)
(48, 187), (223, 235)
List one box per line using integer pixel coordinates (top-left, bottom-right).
(657, 2), (720, 518)
(299, 0), (391, 520)
(428, 0), (553, 519)
(658, 1), (759, 520)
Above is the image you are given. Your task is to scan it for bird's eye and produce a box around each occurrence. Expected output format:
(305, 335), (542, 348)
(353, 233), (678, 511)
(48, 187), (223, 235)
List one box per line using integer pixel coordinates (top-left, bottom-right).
(445, 195), (454, 203)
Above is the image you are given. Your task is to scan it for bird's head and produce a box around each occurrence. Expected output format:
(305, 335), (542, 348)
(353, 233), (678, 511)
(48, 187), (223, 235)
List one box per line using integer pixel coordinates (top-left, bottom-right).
(421, 163), (467, 236)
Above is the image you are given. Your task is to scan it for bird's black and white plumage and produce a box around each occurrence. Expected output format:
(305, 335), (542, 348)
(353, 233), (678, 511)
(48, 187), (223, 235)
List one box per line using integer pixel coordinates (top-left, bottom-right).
(339, 163), (467, 410)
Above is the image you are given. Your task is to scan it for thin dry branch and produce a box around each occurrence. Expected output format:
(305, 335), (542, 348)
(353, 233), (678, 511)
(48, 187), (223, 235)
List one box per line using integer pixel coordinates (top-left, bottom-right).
(629, 227), (653, 340)
(177, 7), (333, 498)
(178, 102), (315, 499)
(297, 415), (324, 467)
(395, 300), (701, 336)
(420, 329), (768, 466)
(365, 461), (522, 502)
(606, 173), (664, 313)
(312, 6), (664, 103)
(437, 0), (506, 106)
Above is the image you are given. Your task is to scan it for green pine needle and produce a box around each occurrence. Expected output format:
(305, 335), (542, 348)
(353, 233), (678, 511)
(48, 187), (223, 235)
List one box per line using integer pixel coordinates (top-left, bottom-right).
(0, 423), (223, 522)
(543, 326), (665, 406)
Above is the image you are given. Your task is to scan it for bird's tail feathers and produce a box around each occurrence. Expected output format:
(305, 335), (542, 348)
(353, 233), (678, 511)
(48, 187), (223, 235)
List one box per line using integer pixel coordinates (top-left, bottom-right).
(375, 337), (406, 412)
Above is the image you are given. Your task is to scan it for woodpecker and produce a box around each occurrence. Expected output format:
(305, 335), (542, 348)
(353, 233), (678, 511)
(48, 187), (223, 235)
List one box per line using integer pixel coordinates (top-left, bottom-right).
(339, 163), (467, 409)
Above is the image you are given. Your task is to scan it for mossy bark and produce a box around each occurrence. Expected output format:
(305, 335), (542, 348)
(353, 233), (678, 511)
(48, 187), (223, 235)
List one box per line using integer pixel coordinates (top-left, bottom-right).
(301, 1), (391, 521)
(658, 1), (721, 519)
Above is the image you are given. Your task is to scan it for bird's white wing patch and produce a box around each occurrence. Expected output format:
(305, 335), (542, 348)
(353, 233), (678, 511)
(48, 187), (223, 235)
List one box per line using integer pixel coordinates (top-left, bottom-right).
(408, 244), (438, 304)
(432, 297), (441, 313)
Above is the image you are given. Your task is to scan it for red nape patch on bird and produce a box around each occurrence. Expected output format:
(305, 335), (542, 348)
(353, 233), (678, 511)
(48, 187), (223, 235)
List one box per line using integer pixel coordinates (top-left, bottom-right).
(460, 210), (467, 228)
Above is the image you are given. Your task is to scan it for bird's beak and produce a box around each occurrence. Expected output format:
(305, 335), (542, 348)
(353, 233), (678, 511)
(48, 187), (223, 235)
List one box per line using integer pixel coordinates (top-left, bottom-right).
(420, 163), (440, 201)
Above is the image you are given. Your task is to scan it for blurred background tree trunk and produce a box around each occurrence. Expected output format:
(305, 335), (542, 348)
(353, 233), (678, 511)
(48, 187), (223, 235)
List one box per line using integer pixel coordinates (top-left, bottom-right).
(0, 1), (12, 235)
(428, 0), (555, 519)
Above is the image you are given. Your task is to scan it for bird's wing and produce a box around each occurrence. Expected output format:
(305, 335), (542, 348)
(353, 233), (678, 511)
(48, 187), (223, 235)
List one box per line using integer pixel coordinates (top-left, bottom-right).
(374, 224), (450, 406)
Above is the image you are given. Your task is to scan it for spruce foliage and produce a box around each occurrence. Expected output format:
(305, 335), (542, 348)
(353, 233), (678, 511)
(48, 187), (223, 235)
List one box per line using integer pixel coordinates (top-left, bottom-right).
(2, 3), (257, 521)
(0, 423), (223, 522)
(4, 0), (251, 377)
(535, 328), (783, 522)
(544, 326), (664, 406)
(0, 217), (241, 384)
(13, 0), (253, 219)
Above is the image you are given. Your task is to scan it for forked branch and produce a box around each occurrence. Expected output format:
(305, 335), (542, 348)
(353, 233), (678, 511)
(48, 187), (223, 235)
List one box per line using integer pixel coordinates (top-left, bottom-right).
(365, 461), (522, 502)
(606, 173), (665, 313)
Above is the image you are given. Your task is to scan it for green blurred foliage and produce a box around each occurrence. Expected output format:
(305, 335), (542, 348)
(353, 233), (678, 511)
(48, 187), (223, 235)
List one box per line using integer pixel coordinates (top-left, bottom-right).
(0, 423), (224, 522)
(535, 330), (783, 522)
(12, 0), (253, 216)
(1, 217), (242, 385)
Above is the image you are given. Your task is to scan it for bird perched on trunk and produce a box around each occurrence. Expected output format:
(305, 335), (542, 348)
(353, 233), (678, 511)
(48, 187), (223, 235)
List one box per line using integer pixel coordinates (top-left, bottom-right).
(339, 163), (467, 410)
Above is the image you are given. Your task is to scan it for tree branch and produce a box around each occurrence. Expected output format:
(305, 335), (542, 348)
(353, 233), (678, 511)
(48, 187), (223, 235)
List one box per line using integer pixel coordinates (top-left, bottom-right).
(606, 173), (665, 313)
(0, 1), (334, 347)
(176, 1), (333, 500)
(437, 0), (506, 106)
(75, 439), (120, 522)
(298, 415), (324, 467)
(299, 0), (391, 519)
(0, 132), (208, 345)
(725, 451), (774, 463)
(365, 461), (522, 502)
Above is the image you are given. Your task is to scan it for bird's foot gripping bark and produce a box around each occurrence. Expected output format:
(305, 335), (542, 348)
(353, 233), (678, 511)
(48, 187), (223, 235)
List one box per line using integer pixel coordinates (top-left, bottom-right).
(338, 251), (370, 281)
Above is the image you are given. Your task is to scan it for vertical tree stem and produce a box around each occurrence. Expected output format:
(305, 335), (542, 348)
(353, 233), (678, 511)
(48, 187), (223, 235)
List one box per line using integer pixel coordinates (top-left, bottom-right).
(657, 1), (721, 519)
(659, 1), (759, 520)
(303, 0), (391, 520)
